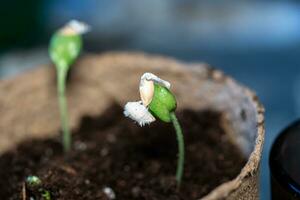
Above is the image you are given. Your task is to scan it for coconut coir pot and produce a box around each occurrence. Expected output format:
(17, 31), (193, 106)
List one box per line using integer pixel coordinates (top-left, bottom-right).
(0, 52), (264, 200)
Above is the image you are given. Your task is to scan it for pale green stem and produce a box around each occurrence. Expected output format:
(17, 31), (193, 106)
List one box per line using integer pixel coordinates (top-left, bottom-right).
(57, 67), (71, 152)
(170, 111), (185, 187)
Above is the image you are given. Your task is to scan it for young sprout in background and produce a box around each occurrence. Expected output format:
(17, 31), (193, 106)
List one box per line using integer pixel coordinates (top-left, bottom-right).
(25, 175), (52, 200)
(124, 73), (185, 186)
(49, 20), (89, 152)
(26, 175), (42, 188)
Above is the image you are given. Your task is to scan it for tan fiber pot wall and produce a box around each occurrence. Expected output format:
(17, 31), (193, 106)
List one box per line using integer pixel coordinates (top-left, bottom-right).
(0, 52), (264, 200)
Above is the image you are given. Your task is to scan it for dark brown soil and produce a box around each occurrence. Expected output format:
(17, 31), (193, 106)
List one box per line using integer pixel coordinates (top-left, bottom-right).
(0, 104), (246, 200)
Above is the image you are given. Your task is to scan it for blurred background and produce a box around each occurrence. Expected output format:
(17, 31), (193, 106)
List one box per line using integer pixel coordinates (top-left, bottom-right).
(1, 0), (300, 199)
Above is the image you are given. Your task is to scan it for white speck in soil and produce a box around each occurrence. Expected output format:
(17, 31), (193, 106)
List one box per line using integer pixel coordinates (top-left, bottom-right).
(100, 148), (109, 156)
(74, 141), (87, 151)
(103, 186), (116, 200)
(131, 186), (141, 197)
(84, 179), (90, 185)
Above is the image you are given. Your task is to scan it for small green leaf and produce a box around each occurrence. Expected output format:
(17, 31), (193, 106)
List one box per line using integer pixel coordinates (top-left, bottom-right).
(39, 189), (52, 200)
(26, 175), (42, 188)
(49, 33), (82, 70)
(149, 83), (177, 122)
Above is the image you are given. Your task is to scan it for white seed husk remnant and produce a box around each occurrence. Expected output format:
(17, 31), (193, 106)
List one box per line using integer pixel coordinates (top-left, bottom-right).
(59, 20), (90, 36)
(124, 72), (170, 126)
(124, 101), (155, 126)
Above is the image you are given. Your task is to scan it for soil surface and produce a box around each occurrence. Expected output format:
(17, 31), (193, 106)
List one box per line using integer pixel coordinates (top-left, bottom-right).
(0, 104), (246, 200)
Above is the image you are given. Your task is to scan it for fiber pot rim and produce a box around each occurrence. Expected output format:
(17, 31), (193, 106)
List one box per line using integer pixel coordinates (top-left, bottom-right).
(0, 52), (265, 199)
(197, 65), (265, 200)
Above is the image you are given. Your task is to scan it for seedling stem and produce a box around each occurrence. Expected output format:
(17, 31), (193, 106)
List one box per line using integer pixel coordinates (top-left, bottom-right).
(57, 67), (71, 152)
(170, 111), (184, 186)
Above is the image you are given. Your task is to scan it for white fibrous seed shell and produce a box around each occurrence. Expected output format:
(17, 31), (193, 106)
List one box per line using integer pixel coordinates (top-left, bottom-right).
(139, 79), (154, 106)
(59, 20), (90, 36)
(123, 101), (155, 126)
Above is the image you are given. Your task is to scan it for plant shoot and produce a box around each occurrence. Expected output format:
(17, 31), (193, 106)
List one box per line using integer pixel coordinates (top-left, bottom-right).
(124, 72), (185, 186)
(49, 20), (89, 152)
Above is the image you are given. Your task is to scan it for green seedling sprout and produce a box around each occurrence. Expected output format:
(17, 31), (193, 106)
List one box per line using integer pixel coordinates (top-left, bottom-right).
(49, 20), (89, 152)
(124, 72), (185, 186)
(26, 175), (42, 188)
(25, 175), (52, 200)
(40, 189), (52, 200)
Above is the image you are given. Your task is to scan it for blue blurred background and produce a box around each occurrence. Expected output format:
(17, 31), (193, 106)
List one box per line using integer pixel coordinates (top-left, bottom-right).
(1, 1), (300, 199)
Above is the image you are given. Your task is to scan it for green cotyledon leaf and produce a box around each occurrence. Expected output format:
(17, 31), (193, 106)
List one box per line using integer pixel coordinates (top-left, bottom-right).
(49, 33), (82, 70)
(149, 83), (177, 122)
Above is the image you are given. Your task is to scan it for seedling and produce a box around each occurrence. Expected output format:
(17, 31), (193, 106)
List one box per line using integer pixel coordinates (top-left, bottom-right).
(26, 175), (42, 188)
(49, 20), (89, 152)
(124, 73), (185, 186)
(40, 189), (52, 200)
(25, 175), (52, 200)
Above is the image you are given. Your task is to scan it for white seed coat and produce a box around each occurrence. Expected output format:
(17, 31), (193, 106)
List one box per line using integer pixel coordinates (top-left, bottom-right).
(123, 101), (155, 126)
(140, 72), (171, 89)
(59, 20), (90, 35)
(139, 79), (154, 106)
